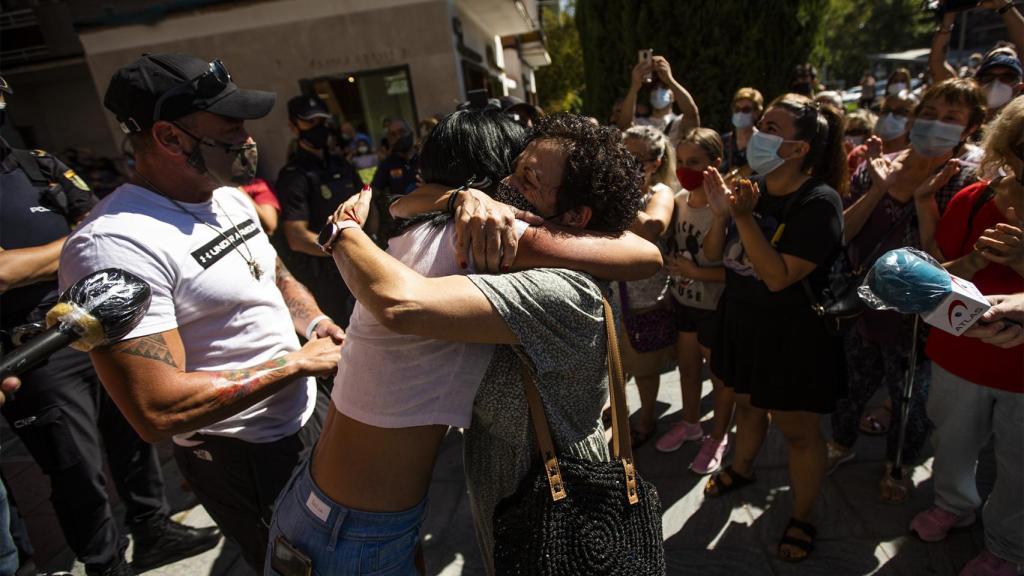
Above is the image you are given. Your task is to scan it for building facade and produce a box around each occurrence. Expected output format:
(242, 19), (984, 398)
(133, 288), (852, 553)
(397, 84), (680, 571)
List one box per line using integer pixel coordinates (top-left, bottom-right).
(1, 0), (549, 179)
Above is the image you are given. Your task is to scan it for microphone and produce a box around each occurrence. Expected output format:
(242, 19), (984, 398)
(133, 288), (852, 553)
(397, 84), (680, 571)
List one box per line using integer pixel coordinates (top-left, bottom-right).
(0, 268), (152, 378)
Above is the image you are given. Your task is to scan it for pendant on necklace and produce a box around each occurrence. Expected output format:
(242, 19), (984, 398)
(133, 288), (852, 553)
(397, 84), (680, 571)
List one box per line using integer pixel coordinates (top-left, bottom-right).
(249, 260), (263, 281)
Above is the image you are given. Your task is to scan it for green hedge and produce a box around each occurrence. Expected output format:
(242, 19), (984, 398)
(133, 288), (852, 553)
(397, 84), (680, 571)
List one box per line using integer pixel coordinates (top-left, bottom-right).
(577, 0), (829, 132)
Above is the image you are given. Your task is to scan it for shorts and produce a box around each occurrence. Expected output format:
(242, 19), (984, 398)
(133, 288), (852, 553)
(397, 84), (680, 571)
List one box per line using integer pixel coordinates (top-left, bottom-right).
(673, 300), (718, 350)
(265, 458), (426, 575)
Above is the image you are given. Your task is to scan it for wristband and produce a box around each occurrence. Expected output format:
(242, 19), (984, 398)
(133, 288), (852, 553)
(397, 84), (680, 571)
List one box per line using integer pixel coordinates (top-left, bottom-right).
(304, 314), (331, 340)
(446, 185), (469, 215)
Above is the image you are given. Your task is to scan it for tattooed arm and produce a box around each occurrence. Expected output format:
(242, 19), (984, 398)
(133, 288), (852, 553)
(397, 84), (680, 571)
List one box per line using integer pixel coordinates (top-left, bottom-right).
(88, 328), (340, 442)
(275, 257), (345, 342)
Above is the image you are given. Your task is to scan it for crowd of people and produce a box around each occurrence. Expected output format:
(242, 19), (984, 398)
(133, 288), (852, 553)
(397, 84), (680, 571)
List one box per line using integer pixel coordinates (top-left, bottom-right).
(0, 2), (1022, 575)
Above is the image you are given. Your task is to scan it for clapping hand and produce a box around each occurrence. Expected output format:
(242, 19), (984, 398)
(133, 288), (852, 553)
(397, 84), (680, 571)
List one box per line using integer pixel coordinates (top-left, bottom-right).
(914, 159), (960, 201)
(729, 178), (760, 217)
(975, 206), (1024, 274)
(867, 154), (902, 191)
(704, 168), (731, 218)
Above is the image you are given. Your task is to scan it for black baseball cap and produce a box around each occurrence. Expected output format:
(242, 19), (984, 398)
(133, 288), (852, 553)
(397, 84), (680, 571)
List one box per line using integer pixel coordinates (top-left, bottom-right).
(287, 95), (330, 121)
(104, 53), (275, 133)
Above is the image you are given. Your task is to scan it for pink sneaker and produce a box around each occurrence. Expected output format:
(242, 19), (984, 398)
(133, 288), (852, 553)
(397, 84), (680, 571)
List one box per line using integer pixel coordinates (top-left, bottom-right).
(690, 435), (730, 475)
(910, 506), (976, 542)
(654, 419), (703, 453)
(960, 550), (1021, 576)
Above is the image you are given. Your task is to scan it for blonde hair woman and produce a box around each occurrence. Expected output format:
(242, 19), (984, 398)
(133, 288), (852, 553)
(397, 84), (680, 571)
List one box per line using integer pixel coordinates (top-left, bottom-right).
(618, 125), (677, 446)
(909, 95), (1024, 576)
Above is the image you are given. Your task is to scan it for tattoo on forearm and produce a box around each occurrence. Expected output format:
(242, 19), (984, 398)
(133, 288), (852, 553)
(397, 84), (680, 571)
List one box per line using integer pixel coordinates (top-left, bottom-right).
(210, 356), (290, 403)
(114, 334), (178, 368)
(276, 259), (320, 324)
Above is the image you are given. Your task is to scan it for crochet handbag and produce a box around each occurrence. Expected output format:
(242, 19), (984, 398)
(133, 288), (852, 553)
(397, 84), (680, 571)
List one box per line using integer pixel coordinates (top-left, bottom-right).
(492, 299), (666, 575)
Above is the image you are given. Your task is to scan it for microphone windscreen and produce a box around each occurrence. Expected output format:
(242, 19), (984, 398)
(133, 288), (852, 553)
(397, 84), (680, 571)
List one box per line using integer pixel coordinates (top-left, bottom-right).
(858, 248), (952, 313)
(47, 268), (152, 350)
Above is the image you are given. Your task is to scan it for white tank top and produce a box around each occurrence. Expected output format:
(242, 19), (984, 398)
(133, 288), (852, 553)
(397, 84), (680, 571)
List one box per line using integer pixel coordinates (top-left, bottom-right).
(331, 218), (527, 428)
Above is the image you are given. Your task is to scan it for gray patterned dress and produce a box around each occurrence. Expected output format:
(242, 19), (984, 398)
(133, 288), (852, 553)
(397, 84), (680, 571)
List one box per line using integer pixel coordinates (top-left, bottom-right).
(465, 268), (611, 575)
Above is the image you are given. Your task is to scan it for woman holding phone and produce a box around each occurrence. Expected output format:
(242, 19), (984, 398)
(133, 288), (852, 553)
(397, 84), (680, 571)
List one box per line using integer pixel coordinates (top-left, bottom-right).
(701, 94), (847, 563)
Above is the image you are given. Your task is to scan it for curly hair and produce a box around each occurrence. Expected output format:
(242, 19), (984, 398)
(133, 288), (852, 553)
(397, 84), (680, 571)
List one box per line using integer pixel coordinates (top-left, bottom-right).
(979, 96), (1024, 179)
(528, 113), (644, 235)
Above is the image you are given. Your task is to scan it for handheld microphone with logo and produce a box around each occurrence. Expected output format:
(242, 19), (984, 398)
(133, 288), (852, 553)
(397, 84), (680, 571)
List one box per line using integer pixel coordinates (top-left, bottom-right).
(0, 268), (151, 378)
(858, 247), (992, 336)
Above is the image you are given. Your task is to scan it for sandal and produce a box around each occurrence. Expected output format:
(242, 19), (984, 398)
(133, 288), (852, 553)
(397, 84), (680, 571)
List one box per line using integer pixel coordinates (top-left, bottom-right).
(704, 465), (756, 498)
(778, 518), (817, 563)
(859, 402), (892, 436)
(879, 462), (913, 503)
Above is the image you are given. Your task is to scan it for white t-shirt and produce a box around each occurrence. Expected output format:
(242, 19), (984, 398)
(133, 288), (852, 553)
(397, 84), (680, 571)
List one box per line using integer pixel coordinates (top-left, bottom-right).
(669, 189), (725, 310)
(59, 184), (316, 444)
(332, 218), (527, 429)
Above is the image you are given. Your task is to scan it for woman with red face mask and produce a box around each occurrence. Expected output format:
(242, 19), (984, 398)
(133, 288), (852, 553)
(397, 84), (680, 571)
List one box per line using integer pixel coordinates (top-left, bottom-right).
(656, 128), (734, 475)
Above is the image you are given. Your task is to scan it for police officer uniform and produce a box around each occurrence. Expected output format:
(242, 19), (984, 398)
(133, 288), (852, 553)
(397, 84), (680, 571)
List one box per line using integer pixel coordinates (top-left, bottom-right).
(275, 96), (363, 327)
(0, 132), (220, 575)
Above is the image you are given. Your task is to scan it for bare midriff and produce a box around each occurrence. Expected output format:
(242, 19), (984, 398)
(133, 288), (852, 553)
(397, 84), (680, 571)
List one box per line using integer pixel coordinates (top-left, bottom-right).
(310, 406), (448, 512)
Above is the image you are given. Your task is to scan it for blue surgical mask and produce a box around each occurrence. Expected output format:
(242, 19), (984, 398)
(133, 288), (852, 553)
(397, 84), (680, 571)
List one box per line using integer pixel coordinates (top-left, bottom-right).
(650, 88), (672, 110)
(747, 130), (787, 175)
(875, 113), (908, 141)
(732, 111), (754, 129)
(910, 118), (965, 158)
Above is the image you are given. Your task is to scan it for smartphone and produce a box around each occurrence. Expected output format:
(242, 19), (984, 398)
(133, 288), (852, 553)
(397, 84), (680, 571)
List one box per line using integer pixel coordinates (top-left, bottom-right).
(638, 49), (653, 83)
(271, 536), (312, 576)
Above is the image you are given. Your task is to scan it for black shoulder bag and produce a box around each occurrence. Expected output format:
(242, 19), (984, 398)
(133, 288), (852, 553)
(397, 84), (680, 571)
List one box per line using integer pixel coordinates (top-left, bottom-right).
(791, 190), (915, 336)
(492, 298), (666, 576)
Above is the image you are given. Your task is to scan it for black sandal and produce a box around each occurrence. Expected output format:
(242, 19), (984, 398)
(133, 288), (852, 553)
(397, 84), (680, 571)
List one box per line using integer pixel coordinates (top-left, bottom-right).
(703, 465), (756, 497)
(778, 518), (817, 563)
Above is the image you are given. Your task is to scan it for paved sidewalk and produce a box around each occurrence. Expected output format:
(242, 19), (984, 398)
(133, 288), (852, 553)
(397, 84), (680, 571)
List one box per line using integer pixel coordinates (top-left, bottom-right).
(6, 368), (990, 575)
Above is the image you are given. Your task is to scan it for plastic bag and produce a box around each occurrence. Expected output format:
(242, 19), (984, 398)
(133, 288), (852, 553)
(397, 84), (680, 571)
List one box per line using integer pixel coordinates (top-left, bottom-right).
(857, 248), (952, 314)
(46, 268), (152, 351)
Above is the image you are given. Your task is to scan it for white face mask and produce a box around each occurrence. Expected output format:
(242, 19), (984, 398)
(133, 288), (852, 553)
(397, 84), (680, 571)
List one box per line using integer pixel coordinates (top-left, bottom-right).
(845, 135), (866, 148)
(649, 88), (672, 110)
(984, 80), (1014, 110)
(888, 82), (908, 95)
(732, 111), (754, 129)
(747, 130), (788, 175)
(875, 113), (909, 141)
(910, 118), (965, 158)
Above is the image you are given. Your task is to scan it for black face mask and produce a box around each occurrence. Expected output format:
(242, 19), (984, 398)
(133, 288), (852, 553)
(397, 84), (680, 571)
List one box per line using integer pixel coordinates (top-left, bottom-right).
(493, 178), (568, 221)
(300, 123), (331, 150)
(392, 132), (414, 154)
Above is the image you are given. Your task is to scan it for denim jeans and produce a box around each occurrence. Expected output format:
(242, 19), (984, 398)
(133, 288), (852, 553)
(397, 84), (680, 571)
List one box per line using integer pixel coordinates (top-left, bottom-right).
(0, 471), (18, 576)
(265, 458), (426, 576)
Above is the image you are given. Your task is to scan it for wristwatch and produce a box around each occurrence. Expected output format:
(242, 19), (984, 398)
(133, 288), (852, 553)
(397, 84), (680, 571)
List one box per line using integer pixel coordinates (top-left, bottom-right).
(318, 219), (361, 253)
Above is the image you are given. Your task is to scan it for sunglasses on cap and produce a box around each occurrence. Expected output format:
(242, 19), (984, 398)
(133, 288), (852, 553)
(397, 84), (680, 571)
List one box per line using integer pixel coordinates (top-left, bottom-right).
(153, 59), (232, 123)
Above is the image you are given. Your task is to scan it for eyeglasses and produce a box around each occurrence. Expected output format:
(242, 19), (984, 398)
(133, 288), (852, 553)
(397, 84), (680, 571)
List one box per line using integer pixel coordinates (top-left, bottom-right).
(172, 121), (253, 153)
(153, 59), (232, 123)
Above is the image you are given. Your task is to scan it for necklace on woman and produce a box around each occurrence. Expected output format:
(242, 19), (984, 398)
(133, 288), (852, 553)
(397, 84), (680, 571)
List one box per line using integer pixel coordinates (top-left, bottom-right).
(134, 173), (264, 281)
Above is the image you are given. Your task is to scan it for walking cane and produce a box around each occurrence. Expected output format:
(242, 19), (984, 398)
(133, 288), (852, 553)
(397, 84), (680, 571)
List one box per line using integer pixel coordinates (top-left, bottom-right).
(888, 315), (920, 483)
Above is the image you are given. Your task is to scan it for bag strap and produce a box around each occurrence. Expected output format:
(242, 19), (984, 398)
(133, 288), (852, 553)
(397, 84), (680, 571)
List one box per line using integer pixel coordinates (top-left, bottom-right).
(960, 183), (996, 252)
(518, 296), (639, 505)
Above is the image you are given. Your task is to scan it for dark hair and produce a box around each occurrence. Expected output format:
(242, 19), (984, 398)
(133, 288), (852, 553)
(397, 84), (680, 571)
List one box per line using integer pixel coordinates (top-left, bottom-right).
(418, 107), (527, 194)
(770, 94), (850, 197)
(914, 78), (987, 132)
(529, 113), (644, 234)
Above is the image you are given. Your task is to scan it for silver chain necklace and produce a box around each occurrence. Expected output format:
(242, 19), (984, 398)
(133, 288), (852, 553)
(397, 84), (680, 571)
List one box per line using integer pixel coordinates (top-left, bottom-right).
(134, 173), (264, 281)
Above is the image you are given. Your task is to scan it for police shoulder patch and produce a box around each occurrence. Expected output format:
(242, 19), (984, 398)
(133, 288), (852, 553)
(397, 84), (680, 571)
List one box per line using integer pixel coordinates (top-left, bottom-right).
(63, 169), (90, 191)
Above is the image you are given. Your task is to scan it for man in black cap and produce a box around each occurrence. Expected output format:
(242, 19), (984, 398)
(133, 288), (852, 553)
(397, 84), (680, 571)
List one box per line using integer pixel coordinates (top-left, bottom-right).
(930, 0), (1024, 116)
(56, 54), (343, 571)
(499, 95), (541, 128)
(0, 74), (221, 575)
(276, 95), (362, 328)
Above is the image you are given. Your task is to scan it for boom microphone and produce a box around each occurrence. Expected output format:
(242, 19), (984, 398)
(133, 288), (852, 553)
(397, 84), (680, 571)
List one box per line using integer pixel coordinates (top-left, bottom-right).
(0, 268), (151, 378)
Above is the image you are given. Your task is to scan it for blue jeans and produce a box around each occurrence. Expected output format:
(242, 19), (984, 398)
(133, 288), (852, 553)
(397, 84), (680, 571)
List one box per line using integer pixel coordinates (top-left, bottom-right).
(264, 458), (426, 576)
(0, 471), (17, 575)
